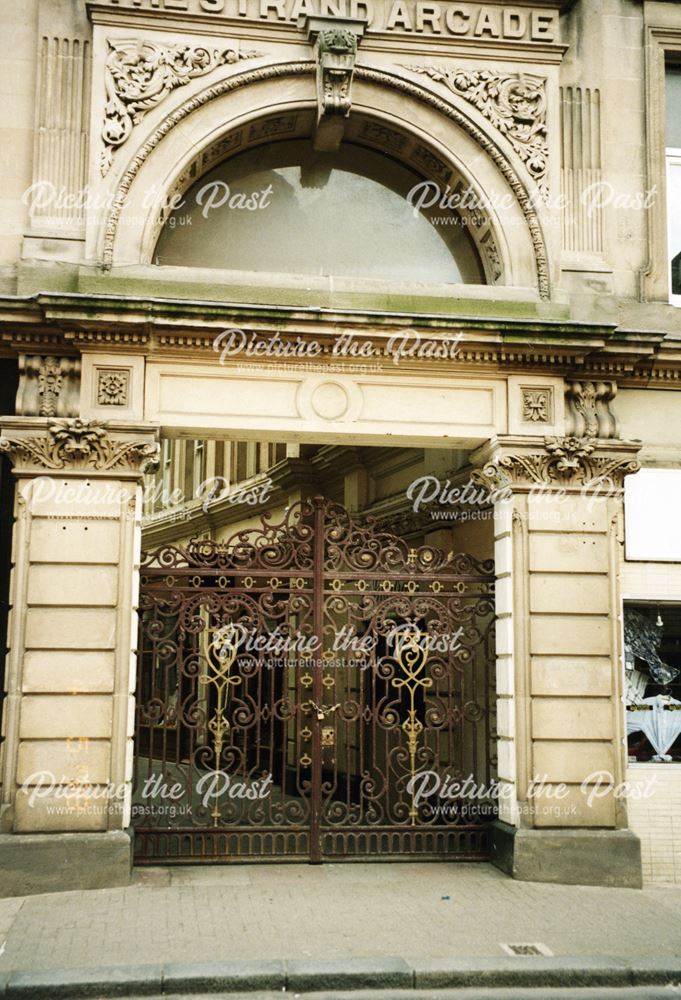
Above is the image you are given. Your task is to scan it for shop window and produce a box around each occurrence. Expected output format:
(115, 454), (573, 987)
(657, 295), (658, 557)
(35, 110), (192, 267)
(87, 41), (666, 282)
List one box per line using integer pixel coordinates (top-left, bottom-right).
(154, 140), (484, 285)
(624, 602), (681, 762)
(666, 66), (681, 305)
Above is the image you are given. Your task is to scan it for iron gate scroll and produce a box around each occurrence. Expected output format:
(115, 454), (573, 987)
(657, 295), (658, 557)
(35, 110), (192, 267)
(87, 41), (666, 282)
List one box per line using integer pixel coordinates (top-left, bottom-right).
(133, 499), (496, 863)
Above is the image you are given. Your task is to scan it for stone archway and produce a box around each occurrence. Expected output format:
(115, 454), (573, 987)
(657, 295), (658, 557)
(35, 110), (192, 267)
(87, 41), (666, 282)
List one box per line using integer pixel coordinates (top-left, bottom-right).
(95, 63), (549, 296)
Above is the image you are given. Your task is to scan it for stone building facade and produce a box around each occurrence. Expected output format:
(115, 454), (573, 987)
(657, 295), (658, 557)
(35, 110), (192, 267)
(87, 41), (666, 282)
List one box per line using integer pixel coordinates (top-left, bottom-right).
(0, 0), (680, 895)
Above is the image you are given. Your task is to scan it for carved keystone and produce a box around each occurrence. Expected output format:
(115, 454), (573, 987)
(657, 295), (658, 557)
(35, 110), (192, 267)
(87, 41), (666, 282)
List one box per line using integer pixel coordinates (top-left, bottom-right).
(302, 16), (367, 153)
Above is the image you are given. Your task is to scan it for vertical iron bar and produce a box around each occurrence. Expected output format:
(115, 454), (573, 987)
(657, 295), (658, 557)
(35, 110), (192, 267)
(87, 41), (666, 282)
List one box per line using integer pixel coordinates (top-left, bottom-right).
(310, 497), (325, 863)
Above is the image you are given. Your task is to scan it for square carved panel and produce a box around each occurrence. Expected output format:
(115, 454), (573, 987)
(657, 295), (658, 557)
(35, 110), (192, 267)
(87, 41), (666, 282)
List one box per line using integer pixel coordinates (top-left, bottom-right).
(521, 387), (553, 424)
(96, 368), (130, 407)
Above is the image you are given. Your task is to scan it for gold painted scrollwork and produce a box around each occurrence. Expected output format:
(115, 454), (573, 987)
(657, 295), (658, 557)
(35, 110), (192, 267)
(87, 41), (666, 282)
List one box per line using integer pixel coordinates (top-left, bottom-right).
(390, 626), (433, 824)
(200, 623), (243, 822)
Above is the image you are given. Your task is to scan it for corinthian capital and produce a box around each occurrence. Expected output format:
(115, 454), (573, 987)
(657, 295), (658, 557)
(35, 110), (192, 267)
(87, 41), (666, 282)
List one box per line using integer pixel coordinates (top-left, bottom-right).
(0, 418), (160, 479)
(471, 435), (641, 493)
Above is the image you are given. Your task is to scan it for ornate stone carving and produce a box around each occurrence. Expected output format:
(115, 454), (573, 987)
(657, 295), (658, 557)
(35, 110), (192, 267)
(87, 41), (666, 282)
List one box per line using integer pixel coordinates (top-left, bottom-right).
(248, 114), (298, 141)
(0, 419), (160, 474)
(472, 436), (640, 492)
(97, 369), (130, 407)
(310, 22), (364, 152)
(101, 39), (262, 175)
(411, 144), (452, 183)
(402, 64), (548, 199)
(479, 230), (503, 282)
(318, 29), (357, 115)
(358, 121), (407, 152)
(101, 63), (549, 300)
(565, 379), (619, 439)
(37, 357), (64, 416)
(521, 388), (552, 423)
(16, 355), (80, 418)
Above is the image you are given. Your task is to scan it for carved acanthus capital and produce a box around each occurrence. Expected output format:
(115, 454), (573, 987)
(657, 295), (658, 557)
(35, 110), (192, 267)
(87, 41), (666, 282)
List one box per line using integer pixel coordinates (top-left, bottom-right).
(471, 435), (641, 493)
(16, 355), (81, 418)
(0, 418), (160, 478)
(565, 379), (619, 439)
(305, 17), (366, 152)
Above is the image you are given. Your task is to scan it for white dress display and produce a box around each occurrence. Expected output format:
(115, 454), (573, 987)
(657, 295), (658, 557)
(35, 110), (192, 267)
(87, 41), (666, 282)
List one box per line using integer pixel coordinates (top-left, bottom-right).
(626, 694), (681, 760)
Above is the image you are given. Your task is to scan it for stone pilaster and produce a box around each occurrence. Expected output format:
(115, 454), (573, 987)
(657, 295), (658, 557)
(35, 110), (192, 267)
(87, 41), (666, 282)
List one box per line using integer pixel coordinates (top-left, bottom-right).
(0, 417), (159, 896)
(471, 434), (643, 887)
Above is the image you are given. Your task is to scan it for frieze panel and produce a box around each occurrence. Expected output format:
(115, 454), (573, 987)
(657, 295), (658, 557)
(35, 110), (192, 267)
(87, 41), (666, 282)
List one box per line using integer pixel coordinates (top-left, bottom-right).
(410, 144), (452, 183)
(479, 229), (503, 282)
(90, 1), (561, 44)
(97, 369), (131, 407)
(357, 121), (407, 152)
(248, 113), (298, 140)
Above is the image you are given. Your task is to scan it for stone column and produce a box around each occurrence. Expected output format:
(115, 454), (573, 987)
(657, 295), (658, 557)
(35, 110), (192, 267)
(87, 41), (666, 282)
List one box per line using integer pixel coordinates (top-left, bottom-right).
(0, 417), (159, 896)
(471, 434), (642, 887)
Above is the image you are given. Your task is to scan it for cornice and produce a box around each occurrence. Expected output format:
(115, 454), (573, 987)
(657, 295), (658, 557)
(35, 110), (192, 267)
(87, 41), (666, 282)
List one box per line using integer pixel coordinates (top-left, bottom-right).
(0, 294), (680, 384)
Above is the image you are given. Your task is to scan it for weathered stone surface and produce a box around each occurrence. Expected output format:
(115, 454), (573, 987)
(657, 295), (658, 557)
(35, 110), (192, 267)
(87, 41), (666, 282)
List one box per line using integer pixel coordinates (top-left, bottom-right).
(6, 964), (162, 998)
(163, 959), (285, 993)
(491, 821), (642, 888)
(285, 957), (413, 990)
(0, 832), (132, 898)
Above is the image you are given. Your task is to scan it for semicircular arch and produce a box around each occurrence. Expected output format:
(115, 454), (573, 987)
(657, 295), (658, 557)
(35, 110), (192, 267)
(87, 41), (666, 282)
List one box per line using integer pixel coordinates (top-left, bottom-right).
(100, 60), (549, 298)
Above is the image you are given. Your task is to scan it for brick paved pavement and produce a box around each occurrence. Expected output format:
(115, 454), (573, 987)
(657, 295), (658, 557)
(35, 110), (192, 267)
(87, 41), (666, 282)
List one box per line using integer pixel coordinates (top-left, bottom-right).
(0, 864), (680, 976)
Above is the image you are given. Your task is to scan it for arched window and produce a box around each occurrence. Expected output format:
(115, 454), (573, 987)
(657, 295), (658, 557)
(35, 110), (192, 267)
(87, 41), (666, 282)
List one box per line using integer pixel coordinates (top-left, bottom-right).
(154, 140), (485, 284)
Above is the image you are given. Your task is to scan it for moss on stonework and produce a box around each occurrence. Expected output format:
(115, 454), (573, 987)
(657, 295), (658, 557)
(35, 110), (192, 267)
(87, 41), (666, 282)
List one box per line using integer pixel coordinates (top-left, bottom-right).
(75, 269), (570, 323)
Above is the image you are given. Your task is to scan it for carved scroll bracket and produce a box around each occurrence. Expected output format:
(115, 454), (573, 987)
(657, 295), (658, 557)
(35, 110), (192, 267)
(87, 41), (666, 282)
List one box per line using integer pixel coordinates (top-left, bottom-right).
(565, 378), (619, 440)
(16, 355), (81, 418)
(0, 417), (160, 480)
(303, 16), (367, 153)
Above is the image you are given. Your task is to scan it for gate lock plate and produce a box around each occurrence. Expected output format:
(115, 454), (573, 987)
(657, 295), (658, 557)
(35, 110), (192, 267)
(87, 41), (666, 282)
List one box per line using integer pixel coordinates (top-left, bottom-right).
(321, 726), (335, 747)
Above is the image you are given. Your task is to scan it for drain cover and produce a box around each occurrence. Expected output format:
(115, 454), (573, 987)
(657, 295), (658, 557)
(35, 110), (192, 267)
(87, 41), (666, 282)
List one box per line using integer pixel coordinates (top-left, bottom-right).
(500, 943), (553, 957)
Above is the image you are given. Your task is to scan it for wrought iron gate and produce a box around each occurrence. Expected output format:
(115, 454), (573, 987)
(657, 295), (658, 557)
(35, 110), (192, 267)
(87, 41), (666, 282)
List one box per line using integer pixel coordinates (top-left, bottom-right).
(133, 499), (496, 863)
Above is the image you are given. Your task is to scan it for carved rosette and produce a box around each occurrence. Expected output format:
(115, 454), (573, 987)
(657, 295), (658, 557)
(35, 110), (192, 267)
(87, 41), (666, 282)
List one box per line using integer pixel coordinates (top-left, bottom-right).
(472, 436), (641, 494)
(0, 419), (160, 476)
(101, 39), (262, 175)
(97, 369), (130, 407)
(402, 64), (548, 200)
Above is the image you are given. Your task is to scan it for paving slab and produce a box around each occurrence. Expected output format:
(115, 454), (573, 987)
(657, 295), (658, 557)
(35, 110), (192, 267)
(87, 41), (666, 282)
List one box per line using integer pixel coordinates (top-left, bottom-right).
(0, 863), (679, 994)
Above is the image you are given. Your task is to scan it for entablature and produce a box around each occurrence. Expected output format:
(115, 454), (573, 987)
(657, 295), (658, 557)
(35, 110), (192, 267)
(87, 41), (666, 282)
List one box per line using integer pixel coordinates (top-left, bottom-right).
(0, 293), (679, 386)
